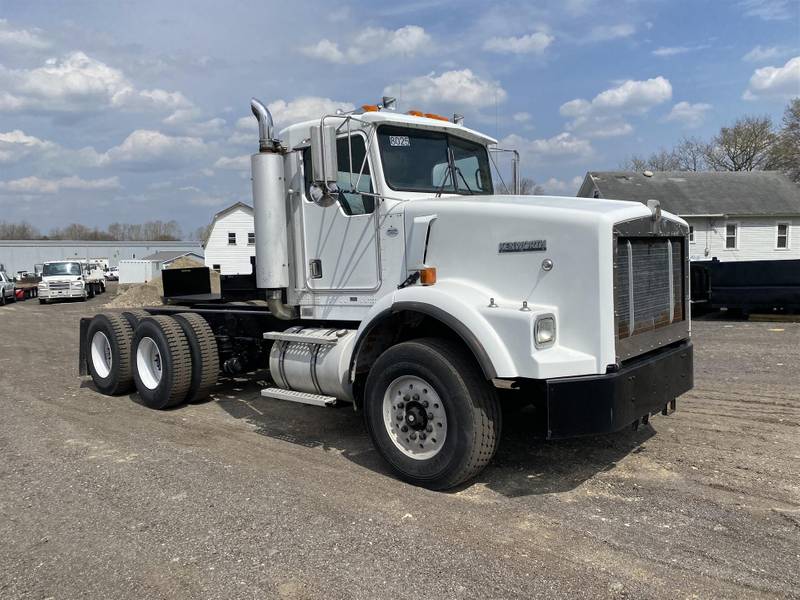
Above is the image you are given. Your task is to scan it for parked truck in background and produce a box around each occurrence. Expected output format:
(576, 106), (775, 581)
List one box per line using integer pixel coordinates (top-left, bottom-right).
(79, 96), (694, 489)
(39, 260), (94, 303)
(0, 270), (16, 305)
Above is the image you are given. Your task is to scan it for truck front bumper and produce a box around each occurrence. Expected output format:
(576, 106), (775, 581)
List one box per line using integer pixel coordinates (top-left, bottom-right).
(537, 341), (693, 439)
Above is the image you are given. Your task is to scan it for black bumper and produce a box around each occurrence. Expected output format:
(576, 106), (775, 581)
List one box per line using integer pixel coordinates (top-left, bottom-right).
(541, 341), (693, 439)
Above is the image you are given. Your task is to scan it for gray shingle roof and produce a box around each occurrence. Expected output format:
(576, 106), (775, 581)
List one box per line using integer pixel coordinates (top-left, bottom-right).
(578, 171), (800, 216)
(140, 250), (203, 262)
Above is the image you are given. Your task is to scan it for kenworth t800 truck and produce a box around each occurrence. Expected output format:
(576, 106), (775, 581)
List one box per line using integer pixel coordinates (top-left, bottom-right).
(79, 97), (693, 489)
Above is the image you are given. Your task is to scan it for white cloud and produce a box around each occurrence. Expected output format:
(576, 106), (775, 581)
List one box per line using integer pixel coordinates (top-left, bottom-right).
(502, 132), (593, 162)
(664, 101), (712, 128)
(743, 56), (800, 100)
(214, 155), (250, 170)
(513, 112), (532, 123)
(102, 129), (207, 170)
(559, 76), (672, 137)
(739, 0), (795, 20)
(384, 69), (506, 109)
(743, 45), (786, 62)
(0, 19), (49, 49)
(483, 32), (553, 55)
(541, 175), (584, 195)
(267, 97), (356, 128)
(652, 44), (710, 57)
(302, 25), (431, 64)
(0, 130), (57, 163)
(0, 51), (193, 115)
(586, 24), (635, 42)
(0, 175), (120, 194)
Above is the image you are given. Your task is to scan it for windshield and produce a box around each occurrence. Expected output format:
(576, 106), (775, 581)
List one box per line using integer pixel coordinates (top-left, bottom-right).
(43, 262), (81, 276)
(377, 125), (493, 195)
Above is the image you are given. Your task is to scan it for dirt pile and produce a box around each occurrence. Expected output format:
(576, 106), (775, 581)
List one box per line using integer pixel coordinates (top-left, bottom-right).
(106, 257), (220, 308)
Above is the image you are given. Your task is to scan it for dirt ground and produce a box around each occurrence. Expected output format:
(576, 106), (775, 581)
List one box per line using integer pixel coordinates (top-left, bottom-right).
(0, 286), (798, 599)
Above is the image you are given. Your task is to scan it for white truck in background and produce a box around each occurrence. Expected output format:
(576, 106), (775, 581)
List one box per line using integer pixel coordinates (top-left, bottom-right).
(40, 260), (104, 303)
(79, 96), (694, 489)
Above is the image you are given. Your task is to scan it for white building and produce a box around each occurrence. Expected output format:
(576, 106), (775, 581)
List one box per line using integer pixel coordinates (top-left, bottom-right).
(203, 202), (256, 274)
(0, 240), (203, 276)
(118, 250), (205, 284)
(578, 171), (800, 262)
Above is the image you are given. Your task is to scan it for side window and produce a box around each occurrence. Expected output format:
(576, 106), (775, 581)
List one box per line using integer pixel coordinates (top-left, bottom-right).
(228, 232), (236, 245)
(688, 225), (694, 243)
(777, 223), (789, 249)
(725, 223), (737, 249)
(248, 232), (255, 245)
(303, 135), (375, 216)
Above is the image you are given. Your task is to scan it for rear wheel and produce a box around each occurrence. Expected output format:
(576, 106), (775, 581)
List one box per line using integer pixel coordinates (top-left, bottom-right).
(132, 316), (192, 409)
(173, 313), (219, 403)
(86, 313), (135, 395)
(121, 309), (152, 329)
(363, 338), (501, 490)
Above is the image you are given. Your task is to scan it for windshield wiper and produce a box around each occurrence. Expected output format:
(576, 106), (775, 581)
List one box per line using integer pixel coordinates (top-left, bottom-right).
(454, 166), (474, 194)
(434, 147), (457, 198)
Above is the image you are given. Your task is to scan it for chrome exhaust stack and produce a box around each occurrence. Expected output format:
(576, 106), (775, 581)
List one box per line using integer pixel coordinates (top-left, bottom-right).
(250, 97), (297, 319)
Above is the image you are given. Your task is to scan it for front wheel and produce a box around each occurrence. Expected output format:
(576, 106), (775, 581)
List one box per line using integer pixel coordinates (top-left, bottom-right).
(363, 338), (501, 490)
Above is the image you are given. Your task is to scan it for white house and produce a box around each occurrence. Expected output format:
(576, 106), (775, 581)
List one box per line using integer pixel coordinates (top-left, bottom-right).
(578, 171), (800, 262)
(203, 202), (256, 274)
(119, 250), (204, 284)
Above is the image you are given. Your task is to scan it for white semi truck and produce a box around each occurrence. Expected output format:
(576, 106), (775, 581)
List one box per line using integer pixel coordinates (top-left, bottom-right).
(79, 97), (693, 489)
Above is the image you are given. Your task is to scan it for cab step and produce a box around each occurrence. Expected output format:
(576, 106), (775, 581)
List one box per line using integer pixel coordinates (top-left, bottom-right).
(263, 331), (339, 345)
(261, 387), (337, 407)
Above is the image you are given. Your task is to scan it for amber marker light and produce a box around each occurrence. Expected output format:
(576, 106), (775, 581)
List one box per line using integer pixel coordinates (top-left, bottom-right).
(419, 267), (437, 285)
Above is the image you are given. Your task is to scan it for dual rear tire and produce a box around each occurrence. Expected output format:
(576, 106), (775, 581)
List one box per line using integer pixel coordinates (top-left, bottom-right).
(85, 311), (218, 408)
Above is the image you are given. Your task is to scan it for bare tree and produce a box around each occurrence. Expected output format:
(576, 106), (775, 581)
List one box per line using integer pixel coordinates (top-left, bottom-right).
(519, 177), (545, 195)
(769, 98), (800, 183)
(620, 148), (681, 172)
(673, 137), (707, 171)
(0, 221), (41, 239)
(703, 115), (777, 171)
(190, 224), (213, 244)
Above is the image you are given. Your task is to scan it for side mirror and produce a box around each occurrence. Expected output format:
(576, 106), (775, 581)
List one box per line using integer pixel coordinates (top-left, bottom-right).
(309, 124), (339, 207)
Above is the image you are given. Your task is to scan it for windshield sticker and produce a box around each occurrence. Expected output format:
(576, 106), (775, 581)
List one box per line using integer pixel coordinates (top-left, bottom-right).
(389, 135), (411, 147)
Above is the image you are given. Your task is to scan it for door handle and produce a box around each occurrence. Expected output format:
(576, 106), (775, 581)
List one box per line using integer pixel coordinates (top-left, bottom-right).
(309, 259), (323, 279)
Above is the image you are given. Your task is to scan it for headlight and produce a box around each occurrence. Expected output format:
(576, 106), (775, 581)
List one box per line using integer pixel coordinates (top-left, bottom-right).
(39, 282), (48, 288)
(534, 315), (556, 348)
(71, 281), (83, 287)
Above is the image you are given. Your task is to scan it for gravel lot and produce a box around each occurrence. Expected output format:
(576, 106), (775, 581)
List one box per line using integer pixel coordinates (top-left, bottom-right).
(1, 287), (798, 599)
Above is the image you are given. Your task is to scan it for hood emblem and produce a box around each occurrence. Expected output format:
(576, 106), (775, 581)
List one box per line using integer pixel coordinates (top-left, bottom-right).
(498, 240), (546, 253)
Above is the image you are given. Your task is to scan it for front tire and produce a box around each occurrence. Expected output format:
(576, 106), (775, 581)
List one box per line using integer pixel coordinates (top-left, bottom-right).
(363, 338), (501, 490)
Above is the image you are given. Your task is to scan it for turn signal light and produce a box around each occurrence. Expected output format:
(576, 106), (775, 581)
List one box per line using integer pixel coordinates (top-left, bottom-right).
(424, 113), (450, 121)
(419, 267), (437, 285)
(407, 110), (424, 116)
(362, 104), (380, 112)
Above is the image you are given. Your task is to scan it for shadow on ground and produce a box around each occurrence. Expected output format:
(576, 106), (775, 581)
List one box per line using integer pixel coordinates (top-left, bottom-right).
(210, 370), (655, 498)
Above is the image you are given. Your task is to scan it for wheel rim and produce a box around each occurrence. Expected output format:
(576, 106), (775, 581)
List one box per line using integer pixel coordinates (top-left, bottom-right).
(90, 331), (113, 378)
(136, 337), (163, 390)
(383, 375), (447, 460)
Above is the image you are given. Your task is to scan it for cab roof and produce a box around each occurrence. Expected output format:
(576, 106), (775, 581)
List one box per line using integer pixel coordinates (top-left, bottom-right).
(280, 110), (498, 151)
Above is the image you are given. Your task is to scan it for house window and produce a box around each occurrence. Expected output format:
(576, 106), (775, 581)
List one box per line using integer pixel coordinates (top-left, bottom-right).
(777, 223), (789, 249)
(725, 224), (737, 249)
(228, 232), (236, 245)
(212, 264), (221, 272)
(248, 232), (255, 245)
(689, 225), (695, 243)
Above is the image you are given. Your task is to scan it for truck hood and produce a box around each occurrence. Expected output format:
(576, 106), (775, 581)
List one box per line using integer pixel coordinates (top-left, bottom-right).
(400, 193), (685, 371)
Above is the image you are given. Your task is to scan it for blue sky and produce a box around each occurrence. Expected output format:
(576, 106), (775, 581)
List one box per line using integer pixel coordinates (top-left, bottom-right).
(0, 0), (798, 233)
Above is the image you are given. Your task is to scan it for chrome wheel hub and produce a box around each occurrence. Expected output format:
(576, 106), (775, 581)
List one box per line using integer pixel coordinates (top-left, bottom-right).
(383, 375), (447, 460)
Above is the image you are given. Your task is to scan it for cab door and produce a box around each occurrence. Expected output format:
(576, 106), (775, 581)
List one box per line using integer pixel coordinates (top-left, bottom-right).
(300, 134), (380, 292)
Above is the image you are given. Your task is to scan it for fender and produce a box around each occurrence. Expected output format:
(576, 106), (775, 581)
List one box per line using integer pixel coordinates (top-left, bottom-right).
(350, 281), (525, 381)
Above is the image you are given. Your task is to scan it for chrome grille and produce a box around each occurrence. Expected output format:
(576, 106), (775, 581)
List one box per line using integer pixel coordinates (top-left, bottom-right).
(48, 282), (70, 290)
(615, 237), (685, 340)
